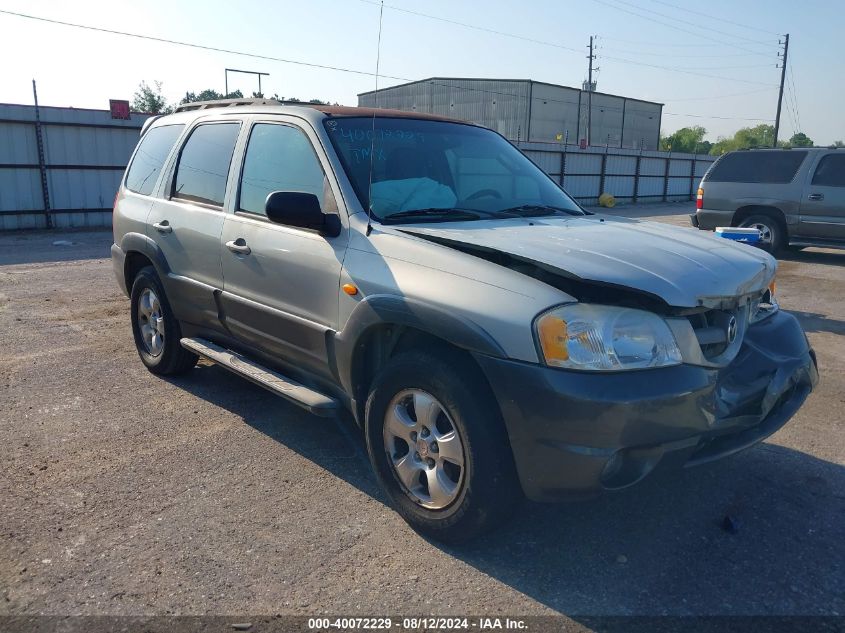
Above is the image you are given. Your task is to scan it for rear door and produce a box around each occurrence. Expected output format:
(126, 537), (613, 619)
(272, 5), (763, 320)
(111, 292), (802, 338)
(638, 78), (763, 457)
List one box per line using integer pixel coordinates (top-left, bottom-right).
(219, 118), (349, 379)
(800, 152), (845, 240)
(149, 120), (242, 327)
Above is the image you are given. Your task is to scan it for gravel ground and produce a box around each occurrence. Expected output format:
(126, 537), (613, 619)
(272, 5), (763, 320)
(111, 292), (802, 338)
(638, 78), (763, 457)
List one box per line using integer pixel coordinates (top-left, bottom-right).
(1, 206), (843, 624)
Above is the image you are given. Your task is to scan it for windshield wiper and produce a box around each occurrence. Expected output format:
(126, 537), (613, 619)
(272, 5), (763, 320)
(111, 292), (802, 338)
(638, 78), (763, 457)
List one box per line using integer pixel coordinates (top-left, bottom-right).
(497, 204), (586, 217)
(381, 208), (483, 224)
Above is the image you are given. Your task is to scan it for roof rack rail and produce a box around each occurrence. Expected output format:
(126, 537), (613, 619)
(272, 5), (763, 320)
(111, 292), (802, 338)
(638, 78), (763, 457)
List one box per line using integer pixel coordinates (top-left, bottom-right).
(174, 97), (283, 113)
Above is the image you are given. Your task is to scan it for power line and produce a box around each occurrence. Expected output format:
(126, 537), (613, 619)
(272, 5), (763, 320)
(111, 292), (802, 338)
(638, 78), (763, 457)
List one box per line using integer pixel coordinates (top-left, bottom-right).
(590, 0), (778, 57)
(598, 46), (777, 59)
(645, 0), (782, 37)
(663, 86), (778, 102)
(597, 52), (779, 86)
(356, 0), (584, 54)
(0, 8), (409, 82)
(663, 112), (774, 121)
(362, 0), (778, 82)
(596, 0), (778, 47)
(599, 36), (745, 48)
(0, 8), (775, 125)
(788, 65), (802, 132)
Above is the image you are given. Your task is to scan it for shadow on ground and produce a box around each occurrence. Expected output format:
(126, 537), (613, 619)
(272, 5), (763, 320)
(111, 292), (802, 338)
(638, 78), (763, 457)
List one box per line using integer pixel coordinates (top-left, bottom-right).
(780, 248), (845, 266)
(789, 310), (845, 336)
(0, 230), (111, 266)
(168, 363), (844, 617)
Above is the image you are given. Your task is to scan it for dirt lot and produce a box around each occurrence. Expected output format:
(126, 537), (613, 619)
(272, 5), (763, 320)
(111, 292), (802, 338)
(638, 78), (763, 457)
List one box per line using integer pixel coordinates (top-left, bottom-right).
(1, 205), (843, 624)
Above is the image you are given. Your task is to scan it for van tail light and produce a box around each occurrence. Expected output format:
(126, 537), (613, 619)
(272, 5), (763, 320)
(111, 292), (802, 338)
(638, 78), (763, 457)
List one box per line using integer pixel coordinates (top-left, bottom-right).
(696, 187), (704, 210)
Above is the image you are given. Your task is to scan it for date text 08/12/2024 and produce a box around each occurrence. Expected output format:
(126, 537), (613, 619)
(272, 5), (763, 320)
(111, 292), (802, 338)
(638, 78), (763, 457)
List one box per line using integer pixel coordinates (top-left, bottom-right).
(307, 617), (528, 630)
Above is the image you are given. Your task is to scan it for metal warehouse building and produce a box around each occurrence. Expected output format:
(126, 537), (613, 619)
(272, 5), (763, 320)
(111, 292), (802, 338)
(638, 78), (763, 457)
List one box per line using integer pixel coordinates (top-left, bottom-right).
(358, 78), (663, 150)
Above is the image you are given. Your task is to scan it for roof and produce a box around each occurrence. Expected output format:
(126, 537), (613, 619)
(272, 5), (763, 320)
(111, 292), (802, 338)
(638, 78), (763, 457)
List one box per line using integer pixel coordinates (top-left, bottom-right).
(357, 77), (664, 107)
(311, 105), (462, 122)
(169, 98), (461, 122)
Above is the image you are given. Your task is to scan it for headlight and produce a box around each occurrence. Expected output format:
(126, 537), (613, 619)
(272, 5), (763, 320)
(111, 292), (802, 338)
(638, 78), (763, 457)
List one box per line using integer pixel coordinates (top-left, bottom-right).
(535, 304), (683, 371)
(750, 278), (779, 324)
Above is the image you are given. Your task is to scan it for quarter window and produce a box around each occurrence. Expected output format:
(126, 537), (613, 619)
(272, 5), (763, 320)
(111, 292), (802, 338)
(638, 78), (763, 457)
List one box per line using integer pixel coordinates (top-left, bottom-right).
(239, 123), (337, 216)
(706, 151), (807, 184)
(811, 155), (845, 187)
(124, 124), (184, 196)
(173, 123), (241, 206)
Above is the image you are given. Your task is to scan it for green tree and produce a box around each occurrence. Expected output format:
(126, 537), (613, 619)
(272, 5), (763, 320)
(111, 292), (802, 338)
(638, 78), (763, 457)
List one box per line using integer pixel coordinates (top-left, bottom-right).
(131, 80), (172, 114)
(660, 126), (710, 154)
(179, 89), (243, 104)
(834, 140), (845, 148)
(709, 124), (776, 155)
(787, 132), (814, 147)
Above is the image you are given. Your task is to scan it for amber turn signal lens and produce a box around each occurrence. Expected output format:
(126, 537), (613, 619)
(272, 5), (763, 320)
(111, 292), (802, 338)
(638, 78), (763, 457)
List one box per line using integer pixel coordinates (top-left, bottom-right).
(537, 314), (569, 363)
(342, 283), (359, 296)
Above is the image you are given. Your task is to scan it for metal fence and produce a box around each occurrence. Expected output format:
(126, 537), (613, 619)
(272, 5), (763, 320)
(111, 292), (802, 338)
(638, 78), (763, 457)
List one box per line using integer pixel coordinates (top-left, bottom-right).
(0, 103), (151, 231)
(517, 141), (716, 206)
(0, 102), (715, 231)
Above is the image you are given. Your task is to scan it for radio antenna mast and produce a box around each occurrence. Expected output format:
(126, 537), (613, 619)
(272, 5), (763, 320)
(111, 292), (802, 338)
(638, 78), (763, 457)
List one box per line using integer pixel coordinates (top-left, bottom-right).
(365, 0), (384, 237)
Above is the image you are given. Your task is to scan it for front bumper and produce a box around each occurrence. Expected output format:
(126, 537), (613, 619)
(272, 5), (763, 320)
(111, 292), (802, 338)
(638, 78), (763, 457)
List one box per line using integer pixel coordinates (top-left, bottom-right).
(474, 310), (818, 502)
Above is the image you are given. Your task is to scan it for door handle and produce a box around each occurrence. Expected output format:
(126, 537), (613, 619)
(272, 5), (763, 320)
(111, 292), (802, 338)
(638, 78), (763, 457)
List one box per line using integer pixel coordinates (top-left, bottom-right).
(808, 193), (824, 201)
(225, 239), (251, 255)
(153, 220), (172, 234)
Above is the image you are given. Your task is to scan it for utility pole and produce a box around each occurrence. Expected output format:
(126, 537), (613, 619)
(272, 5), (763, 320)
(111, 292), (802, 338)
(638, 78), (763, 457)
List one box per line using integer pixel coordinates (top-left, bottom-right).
(773, 33), (789, 147)
(586, 35), (597, 146)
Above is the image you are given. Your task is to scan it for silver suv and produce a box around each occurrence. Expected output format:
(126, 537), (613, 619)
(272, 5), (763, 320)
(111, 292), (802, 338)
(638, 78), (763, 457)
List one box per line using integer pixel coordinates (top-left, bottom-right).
(692, 147), (845, 253)
(112, 99), (818, 542)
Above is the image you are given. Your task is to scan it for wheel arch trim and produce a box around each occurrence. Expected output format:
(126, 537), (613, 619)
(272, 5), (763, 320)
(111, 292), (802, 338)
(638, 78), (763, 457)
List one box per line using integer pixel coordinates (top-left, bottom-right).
(333, 294), (506, 395)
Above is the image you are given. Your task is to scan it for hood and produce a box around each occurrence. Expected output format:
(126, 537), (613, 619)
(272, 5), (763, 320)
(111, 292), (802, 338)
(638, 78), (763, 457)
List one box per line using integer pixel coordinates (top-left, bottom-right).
(398, 215), (776, 309)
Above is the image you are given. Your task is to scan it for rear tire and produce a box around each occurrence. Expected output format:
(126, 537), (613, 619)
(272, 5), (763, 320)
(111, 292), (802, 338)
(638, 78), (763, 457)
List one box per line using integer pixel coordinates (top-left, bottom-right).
(739, 214), (785, 254)
(365, 349), (521, 543)
(130, 266), (197, 375)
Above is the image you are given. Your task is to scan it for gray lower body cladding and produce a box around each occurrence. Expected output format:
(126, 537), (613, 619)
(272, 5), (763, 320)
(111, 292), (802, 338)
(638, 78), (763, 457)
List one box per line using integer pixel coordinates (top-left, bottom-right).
(474, 309), (818, 502)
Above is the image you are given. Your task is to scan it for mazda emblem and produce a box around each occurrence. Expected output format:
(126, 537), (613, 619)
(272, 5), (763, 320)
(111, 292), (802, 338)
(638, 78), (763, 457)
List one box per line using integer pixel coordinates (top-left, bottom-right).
(727, 316), (738, 343)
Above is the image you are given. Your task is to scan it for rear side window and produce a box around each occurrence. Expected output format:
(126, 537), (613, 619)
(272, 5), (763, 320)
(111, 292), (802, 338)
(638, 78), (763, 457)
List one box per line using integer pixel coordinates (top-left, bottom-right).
(811, 154), (845, 187)
(238, 123), (337, 215)
(125, 124), (184, 195)
(706, 151), (807, 184)
(173, 122), (241, 206)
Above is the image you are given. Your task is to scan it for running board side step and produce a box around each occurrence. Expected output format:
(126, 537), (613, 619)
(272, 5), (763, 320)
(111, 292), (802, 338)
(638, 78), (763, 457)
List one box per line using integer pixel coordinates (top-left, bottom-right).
(180, 337), (339, 417)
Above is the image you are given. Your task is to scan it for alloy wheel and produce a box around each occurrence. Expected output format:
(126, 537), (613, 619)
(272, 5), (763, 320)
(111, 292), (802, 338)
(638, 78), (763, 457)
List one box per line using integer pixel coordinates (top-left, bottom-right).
(137, 288), (165, 357)
(383, 389), (466, 509)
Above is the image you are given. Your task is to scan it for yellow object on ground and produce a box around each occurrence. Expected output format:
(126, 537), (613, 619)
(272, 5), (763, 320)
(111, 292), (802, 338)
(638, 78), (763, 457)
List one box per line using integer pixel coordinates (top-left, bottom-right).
(598, 193), (616, 208)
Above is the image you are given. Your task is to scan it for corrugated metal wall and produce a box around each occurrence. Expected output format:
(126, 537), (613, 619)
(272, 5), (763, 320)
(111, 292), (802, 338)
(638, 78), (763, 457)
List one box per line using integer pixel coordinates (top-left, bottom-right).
(526, 83), (580, 143)
(359, 78), (531, 142)
(360, 78), (663, 149)
(519, 142), (715, 206)
(0, 103), (151, 230)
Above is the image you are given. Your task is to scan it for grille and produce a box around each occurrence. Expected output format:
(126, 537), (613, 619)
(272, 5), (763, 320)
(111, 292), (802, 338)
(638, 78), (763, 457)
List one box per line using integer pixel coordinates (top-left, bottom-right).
(687, 309), (736, 360)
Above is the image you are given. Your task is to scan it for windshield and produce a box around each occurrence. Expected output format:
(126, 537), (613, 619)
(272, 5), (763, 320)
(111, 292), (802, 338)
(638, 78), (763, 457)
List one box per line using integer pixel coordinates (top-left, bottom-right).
(323, 117), (584, 222)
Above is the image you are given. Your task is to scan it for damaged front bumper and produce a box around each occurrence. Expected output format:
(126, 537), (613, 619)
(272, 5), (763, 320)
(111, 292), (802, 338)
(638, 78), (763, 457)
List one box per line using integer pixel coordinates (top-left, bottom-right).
(475, 309), (818, 502)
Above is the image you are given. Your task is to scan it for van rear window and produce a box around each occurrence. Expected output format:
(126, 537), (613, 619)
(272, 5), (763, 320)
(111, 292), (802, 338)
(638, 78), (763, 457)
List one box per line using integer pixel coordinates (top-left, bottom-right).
(705, 151), (807, 184)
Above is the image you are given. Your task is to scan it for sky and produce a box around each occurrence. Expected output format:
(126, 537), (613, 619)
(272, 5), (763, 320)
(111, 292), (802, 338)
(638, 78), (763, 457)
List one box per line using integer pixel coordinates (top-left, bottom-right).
(0, 0), (842, 144)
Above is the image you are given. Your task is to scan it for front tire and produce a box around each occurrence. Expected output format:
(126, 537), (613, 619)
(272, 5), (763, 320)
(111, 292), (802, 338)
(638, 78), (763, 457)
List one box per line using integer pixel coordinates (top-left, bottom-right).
(365, 350), (521, 543)
(130, 266), (197, 375)
(739, 214), (785, 254)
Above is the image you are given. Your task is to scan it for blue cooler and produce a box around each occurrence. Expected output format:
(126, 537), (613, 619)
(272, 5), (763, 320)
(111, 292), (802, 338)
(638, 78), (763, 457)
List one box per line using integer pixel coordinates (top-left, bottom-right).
(715, 226), (761, 244)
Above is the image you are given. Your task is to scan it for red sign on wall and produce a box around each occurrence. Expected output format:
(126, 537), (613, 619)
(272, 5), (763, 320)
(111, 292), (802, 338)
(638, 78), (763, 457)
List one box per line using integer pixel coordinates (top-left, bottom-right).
(109, 100), (131, 120)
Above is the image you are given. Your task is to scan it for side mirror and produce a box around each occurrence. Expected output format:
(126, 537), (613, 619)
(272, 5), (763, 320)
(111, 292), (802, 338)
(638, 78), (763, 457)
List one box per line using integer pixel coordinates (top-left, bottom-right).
(264, 191), (341, 237)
